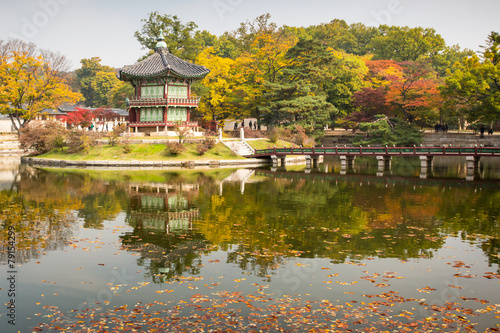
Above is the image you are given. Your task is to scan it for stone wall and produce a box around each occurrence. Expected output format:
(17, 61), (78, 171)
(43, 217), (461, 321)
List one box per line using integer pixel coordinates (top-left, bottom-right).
(422, 133), (500, 147)
(320, 131), (500, 147)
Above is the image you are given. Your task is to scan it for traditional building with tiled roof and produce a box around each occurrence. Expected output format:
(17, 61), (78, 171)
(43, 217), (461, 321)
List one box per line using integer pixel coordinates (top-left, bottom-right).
(118, 31), (210, 135)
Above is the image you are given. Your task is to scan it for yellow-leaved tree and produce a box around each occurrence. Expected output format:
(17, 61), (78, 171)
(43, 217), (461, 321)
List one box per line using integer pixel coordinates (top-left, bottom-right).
(0, 39), (82, 133)
(194, 47), (236, 124)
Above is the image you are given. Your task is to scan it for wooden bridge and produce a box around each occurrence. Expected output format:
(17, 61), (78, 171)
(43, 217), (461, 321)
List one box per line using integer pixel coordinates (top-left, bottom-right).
(251, 146), (500, 170)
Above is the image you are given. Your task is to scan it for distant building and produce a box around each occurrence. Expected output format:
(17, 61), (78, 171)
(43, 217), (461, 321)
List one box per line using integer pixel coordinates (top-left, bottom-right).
(0, 114), (14, 133)
(118, 31), (210, 136)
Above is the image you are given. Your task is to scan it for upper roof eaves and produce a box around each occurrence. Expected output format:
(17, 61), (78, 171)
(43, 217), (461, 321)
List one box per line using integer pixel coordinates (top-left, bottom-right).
(119, 48), (210, 80)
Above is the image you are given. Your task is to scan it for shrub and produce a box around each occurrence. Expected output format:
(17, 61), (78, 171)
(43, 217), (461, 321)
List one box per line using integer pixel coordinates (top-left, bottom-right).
(107, 123), (127, 146)
(66, 130), (102, 154)
(196, 144), (209, 155)
(19, 120), (67, 155)
(173, 123), (192, 143)
(352, 116), (423, 146)
(201, 137), (217, 150)
(268, 127), (282, 143)
(165, 141), (185, 155)
(121, 136), (132, 154)
(242, 127), (266, 139)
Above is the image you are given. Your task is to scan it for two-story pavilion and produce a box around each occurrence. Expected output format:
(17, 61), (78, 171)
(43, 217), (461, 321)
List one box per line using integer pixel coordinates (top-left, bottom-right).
(118, 32), (210, 135)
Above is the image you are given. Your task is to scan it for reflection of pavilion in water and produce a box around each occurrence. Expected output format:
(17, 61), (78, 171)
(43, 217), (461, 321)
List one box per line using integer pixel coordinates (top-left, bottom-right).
(122, 183), (206, 282)
(127, 183), (199, 234)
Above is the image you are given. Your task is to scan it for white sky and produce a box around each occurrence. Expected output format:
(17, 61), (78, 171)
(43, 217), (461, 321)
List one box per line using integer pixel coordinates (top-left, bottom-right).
(1, 0), (499, 70)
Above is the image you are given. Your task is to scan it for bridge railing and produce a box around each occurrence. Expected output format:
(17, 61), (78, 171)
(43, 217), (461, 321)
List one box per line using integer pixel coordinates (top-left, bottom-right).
(253, 146), (500, 156)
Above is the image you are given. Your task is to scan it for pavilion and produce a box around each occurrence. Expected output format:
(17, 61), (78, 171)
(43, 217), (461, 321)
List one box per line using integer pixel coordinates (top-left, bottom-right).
(118, 31), (210, 136)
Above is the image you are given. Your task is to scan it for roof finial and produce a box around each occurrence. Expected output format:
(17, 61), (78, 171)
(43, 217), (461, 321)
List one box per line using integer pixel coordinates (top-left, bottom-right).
(155, 29), (168, 51)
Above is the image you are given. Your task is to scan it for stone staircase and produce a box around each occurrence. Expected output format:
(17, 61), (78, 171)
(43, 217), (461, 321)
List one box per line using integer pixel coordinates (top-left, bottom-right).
(223, 140), (255, 156)
(0, 134), (23, 156)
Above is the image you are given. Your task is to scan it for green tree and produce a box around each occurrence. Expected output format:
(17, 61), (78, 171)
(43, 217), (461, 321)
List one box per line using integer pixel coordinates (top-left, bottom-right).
(108, 81), (135, 109)
(441, 32), (500, 125)
(92, 71), (120, 107)
(370, 25), (446, 62)
(323, 50), (368, 116)
(352, 115), (423, 146)
(134, 12), (199, 61)
(75, 57), (115, 107)
(259, 38), (336, 130)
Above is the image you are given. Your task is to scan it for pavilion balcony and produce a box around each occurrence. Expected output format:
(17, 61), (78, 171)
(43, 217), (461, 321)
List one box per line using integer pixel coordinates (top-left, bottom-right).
(167, 97), (200, 106)
(128, 121), (198, 128)
(129, 98), (167, 107)
(128, 97), (201, 107)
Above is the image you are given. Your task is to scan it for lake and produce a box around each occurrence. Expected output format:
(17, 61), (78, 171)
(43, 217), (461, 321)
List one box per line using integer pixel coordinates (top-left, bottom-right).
(1, 156), (499, 332)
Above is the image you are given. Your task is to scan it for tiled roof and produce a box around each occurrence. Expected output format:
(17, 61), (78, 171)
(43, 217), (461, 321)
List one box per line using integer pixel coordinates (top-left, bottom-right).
(119, 47), (210, 80)
(41, 108), (64, 115)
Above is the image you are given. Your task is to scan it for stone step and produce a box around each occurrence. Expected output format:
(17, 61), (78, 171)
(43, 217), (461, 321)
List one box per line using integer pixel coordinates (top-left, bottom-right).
(224, 141), (255, 156)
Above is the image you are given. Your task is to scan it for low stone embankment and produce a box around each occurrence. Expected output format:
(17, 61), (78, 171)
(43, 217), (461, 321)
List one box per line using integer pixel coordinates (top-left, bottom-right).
(422, 132), (499, 147)
(321, 131), (500, 147)
(20, 156), (272, 168)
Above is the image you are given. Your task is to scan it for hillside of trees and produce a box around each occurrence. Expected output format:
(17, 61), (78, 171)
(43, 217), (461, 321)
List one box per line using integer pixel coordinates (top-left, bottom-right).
(2, 12), (499, 136)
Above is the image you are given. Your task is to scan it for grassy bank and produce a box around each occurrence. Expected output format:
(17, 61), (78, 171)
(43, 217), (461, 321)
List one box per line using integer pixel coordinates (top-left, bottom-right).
(34, 139), (292, 161)
(37, 142), (242, 161)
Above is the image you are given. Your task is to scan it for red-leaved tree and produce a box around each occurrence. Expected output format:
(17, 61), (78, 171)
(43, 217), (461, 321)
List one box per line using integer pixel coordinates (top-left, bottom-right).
(60, 107), (95, 128)
(385, 61), (442, 124)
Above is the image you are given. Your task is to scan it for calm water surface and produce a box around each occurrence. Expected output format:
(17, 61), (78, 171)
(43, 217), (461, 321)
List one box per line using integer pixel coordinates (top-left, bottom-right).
(0, 157), (499, 332)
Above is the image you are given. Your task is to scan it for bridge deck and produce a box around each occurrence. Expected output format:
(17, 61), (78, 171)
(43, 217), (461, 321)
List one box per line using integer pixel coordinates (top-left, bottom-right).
(252, 146), (500, 158)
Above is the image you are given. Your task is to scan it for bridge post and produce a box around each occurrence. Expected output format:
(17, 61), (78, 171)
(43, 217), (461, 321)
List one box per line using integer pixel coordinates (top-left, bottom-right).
(305, 155), (320, 169)
(419, 156), (434, 169)
(377, 156), (392, 171)
(466, 156), (481, 170)
(280, 157), (286, 167)
(340, 156), (355, 170)
(270, 155), (278, 167)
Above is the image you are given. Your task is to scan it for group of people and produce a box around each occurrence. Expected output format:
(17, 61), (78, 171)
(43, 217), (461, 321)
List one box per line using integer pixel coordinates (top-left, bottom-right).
(434, 123), (449, 132)
(479, 125), (494, 137)
(234, 121), (257, 130)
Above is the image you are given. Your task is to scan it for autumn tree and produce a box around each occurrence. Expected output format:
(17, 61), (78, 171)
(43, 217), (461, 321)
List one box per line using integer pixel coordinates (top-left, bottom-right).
(92, 107), (118, 130)
(194, 48), (236, 123)
(0, 39), (81, 133)
(346, 60), (402, 123)
(60, 107), (96, 128)
(385, 61), (442, 124)
(230, 17), (298, 122)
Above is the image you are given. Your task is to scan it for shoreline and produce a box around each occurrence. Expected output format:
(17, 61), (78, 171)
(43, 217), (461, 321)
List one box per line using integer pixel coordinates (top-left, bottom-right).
(20, 156), (275, 168)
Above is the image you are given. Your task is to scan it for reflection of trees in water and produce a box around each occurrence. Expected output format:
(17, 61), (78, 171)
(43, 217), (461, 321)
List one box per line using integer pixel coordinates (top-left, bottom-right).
(120, 230), (207, 283)
(0, 191), (76, 264)
(19, 168), (129, 229)
(195, 175), (500, 274)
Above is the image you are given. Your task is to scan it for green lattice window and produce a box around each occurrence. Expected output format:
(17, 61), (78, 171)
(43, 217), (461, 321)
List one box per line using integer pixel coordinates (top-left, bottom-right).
(168, 85), (188, 98)
(167, 107), (187, 122)
(141, 85), (164, 99)
(140, 107), (164, 122)
(140, 196), (165, 210)
(168, 195), (188, 210)
(169, 218), (190, 232)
